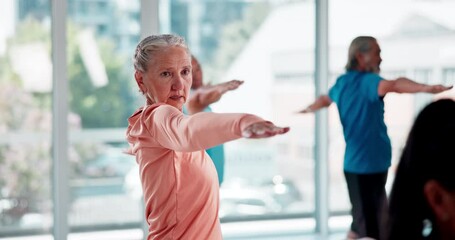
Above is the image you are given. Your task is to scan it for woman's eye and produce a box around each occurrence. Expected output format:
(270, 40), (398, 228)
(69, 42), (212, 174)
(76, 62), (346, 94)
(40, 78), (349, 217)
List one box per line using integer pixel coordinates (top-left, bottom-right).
(160, 72), (171, 77)
(182, 69), (190, 75)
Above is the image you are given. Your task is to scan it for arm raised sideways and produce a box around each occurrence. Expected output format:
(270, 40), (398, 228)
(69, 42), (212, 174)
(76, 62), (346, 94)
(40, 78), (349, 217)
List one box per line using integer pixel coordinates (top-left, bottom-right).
(377, 77), (452, 96)
(186, 80), (244, 114)
(297, 95), (333, 114)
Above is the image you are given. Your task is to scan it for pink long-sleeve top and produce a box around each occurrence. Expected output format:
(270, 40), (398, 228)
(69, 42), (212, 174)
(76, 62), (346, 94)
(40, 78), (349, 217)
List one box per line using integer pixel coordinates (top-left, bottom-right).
(126, 103), (264, 240)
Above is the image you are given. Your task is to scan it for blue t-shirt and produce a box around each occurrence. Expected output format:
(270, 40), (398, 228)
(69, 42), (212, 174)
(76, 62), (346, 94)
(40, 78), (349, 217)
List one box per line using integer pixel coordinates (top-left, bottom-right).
(328, 71), (391, 174)
(182, 104), (225, 184)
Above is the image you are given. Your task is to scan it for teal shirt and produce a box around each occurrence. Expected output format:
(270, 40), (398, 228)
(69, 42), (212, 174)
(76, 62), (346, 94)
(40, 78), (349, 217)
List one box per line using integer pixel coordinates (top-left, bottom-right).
(328, 71), (391, 173)
(205, 141), (225, 185)
(182, 105), (225, 184)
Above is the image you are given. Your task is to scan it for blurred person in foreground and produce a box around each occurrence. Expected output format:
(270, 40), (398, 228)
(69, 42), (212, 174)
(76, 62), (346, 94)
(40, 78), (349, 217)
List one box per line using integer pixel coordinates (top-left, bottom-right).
(183, 55), (244, 185)
(126, 34), (289, 240)
(385, 99), (455, 240)
(297, 36), (452, 239)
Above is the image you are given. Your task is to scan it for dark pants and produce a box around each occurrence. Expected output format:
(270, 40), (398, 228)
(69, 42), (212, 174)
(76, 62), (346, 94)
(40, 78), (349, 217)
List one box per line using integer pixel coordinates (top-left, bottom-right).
(344, 171), (388, 239)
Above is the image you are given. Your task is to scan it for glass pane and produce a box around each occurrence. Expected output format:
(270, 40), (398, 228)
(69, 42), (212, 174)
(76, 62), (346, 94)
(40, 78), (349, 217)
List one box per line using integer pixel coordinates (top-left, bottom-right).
(170, 0), (315, 223)
(328, 0), (455, 229)
(67, 0), (142, 233)
(0, 0), (53, 236)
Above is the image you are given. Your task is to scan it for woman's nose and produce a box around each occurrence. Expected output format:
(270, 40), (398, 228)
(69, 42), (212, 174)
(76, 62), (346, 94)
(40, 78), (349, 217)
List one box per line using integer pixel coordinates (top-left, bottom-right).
(171, 75), (184, 90)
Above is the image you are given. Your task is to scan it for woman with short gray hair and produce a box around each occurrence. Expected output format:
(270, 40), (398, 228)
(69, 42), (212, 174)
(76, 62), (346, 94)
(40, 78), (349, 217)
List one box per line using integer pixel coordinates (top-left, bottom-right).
(126, 34), (289, 239)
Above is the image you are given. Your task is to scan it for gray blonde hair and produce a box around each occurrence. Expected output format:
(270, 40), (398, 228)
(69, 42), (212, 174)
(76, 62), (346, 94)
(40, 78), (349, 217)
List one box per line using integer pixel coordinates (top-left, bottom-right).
(133, 34), (189, 72)
(345, 36), (376, 71)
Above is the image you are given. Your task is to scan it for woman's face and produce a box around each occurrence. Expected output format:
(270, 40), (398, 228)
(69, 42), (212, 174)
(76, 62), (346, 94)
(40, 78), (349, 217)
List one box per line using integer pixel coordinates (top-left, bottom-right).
(135, 46), (192, 111)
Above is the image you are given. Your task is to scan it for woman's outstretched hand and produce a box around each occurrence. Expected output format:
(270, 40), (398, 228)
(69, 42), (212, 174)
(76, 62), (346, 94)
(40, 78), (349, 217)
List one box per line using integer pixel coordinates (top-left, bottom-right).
(296, 107), (312, 114)
(242, 122), (290, 138)
(426, 84), (453, 94)
(219, 79), (244, 94)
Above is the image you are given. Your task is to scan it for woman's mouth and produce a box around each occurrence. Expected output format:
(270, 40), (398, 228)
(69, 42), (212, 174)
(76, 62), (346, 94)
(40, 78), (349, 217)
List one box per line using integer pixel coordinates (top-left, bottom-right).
(169, 95), (184, 101)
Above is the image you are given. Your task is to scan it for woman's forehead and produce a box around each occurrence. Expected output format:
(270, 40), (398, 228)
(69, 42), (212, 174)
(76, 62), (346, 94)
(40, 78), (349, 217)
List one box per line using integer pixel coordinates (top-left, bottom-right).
(149, 47), (191, 67)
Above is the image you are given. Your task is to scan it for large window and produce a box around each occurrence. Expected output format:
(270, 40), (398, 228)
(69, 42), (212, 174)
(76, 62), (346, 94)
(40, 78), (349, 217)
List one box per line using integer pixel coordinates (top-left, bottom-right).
(0, 0), (143, 238)
(0, 0), (53, 236)
(66, 0), (142, 233)
(168, 0), (315, 223)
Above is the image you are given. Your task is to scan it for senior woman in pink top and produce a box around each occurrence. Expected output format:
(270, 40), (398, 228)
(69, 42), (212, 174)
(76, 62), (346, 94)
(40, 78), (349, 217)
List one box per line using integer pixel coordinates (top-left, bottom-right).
(126, 34), (289, 240)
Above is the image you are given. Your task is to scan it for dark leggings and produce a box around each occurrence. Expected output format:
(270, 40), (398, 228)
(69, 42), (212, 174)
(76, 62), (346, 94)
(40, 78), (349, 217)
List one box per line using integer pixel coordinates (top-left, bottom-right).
(344, 171), (388, 239)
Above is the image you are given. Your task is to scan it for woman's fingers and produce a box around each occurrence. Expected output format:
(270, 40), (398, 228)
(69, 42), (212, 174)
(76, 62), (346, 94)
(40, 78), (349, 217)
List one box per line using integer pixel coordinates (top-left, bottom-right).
(226, 80), (244, 90)
(242, 122), (290, 138)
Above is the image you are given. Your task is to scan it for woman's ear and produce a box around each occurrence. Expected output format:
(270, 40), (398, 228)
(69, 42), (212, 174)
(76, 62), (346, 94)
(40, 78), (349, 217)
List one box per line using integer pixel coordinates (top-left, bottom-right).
(356, 52), (371, 66)
(355, 52), (366, 68)
(355, 52), (363, 63)
(424, 180), (454, 223)
(135, 70), (145, 93)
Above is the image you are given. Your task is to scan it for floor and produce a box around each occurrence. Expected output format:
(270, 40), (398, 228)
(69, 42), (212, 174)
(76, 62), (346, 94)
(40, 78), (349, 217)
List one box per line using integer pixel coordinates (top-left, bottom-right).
(2, 217), (352, 240)
(3, 231), (348, 240)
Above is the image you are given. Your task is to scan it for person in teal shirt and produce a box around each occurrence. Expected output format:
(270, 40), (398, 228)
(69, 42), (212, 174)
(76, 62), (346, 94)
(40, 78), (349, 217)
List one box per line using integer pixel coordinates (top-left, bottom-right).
(298, 36), (451, 239)
(184, 55), (243, 185)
